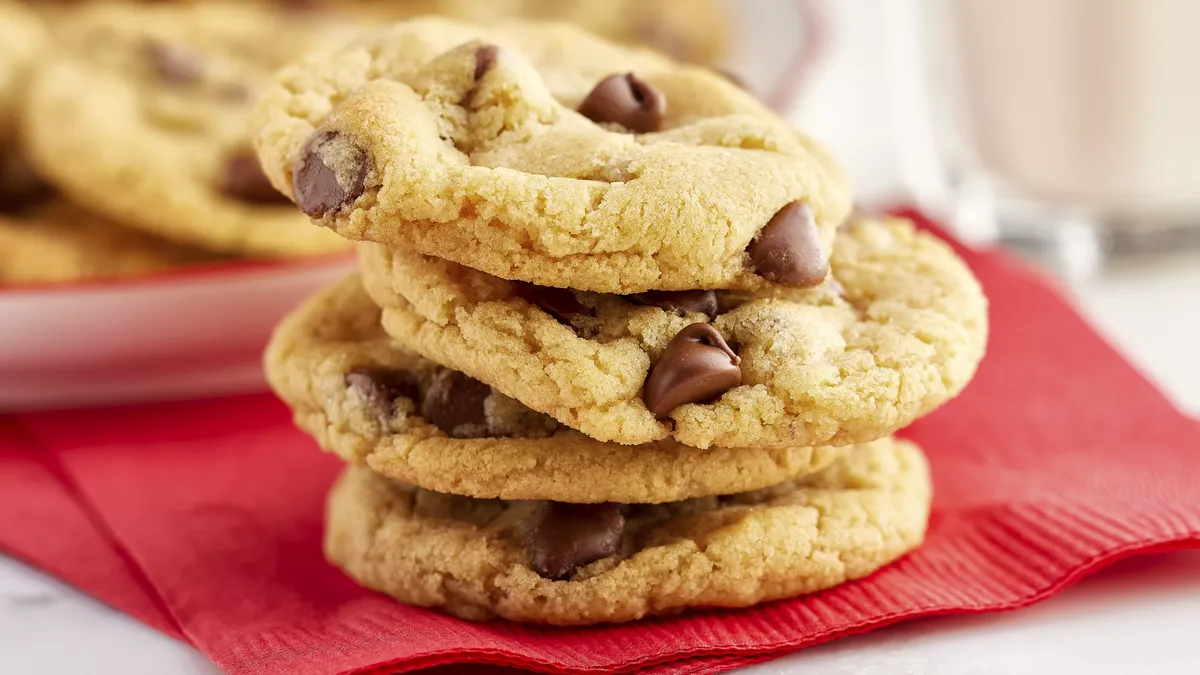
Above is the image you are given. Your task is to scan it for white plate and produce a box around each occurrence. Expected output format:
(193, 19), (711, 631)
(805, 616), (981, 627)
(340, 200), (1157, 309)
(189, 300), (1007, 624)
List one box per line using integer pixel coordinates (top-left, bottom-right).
(0, 0), (821, 409)
(0, 257), (354, 409)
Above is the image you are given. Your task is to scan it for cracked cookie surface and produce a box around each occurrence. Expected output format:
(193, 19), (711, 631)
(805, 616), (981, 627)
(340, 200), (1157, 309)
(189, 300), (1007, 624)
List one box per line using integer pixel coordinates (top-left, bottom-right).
(252, 17), (851, 292)
(360, 214), (989, 449)
(266, 275), (843, 503)
(325, 437), (931, 625)
(21, 1), (354, 256)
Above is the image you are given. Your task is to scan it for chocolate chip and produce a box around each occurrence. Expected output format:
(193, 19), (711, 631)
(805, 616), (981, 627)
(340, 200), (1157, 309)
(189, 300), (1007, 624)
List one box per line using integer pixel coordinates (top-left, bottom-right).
(474, 44), (499, 81)
(643, 323), (741, 417)
(218, 149), (290, 204)
(748, 201), (828, 287)
(421, 369), (492, 438)
(0, 155), (52, 215)
(144, 39), (203, 85)
(627, 290), (719, 319)
(292, 131), (368, 218)
(345, 367), (417, 425)
(578, 73), (666, 134)
(517, 283), (590, 323)
(526, 502), (624, 580)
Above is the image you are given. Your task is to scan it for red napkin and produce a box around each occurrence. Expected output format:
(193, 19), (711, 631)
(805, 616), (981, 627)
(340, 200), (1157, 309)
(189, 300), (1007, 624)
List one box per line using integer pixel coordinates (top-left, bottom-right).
(0, 428), (183, 640)
(3, 210), (1200, 675)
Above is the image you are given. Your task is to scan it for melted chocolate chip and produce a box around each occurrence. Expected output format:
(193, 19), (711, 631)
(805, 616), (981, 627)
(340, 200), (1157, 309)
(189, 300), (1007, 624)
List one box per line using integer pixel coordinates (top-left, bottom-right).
(748, 201), (828, 287)
(292, 131), (368, 218)
(219, 149), (290, 204)
(345, 367), (417, 425)
(421, 369), (492, 438)
(643, 323), (742, 417)
(578, 73), (666, 134)
(0, 155), (52, 215)
(628, 290), (719, 319)
(526, 502), (624, 580)
(474, 44), (499, 81)
(517, 283), (590, 323)
(144, 39), (204, 85)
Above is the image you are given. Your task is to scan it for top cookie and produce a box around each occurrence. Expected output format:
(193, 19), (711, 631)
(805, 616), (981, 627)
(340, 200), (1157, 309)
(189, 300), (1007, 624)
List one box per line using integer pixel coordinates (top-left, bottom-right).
(21, 2), (353, 257)
(252, 18), (852, 293)
(361, 214), (989, 449)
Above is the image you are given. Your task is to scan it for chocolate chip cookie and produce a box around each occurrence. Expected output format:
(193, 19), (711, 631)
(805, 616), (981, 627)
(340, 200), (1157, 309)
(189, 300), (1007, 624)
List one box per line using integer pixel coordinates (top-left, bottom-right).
(0, 1), (47, 205)
(20, 1), (355, 257)
(267, 275), (844, 503)
(334, 0), (729, 66)
(252, 17), (851, 292)
(31, 0), (730, 66)
(325, 436), (931, 624)
(359, 214), (989, 449)
(0, 199), (222, 285)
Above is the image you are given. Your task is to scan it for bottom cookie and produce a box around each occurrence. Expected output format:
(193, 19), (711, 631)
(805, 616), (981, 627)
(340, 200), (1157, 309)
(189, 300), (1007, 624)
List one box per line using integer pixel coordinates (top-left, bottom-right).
(325, 437), (931, 625)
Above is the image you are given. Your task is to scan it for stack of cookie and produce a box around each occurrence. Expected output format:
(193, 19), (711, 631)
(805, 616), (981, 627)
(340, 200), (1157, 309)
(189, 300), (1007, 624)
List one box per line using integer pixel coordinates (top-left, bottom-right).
(1, 0), (728, 287)
(259, 19), (989, 624)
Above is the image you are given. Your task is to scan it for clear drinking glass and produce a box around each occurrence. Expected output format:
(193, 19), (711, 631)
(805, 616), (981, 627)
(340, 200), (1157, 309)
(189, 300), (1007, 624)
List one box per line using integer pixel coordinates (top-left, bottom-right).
(901, 0), (1200, 277)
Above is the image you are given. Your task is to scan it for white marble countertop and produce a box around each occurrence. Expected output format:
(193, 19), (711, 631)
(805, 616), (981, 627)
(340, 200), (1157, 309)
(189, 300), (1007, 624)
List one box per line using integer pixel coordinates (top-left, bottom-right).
(2, 266), (1198, 675)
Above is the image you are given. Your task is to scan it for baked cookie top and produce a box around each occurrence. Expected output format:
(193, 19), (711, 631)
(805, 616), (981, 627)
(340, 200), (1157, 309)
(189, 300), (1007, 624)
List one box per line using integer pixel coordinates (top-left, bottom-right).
(252, 17), (851, 292)
(361, 214), (989, 449)
(20, 1), (353, 257)
(0, 199), (222, 285)
(326, 437), (931, 624)
(266, 274), (843, 503)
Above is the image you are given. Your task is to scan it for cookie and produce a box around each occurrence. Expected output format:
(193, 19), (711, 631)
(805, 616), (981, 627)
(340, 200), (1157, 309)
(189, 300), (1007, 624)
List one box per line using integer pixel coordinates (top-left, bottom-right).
(0, 1), (48, 205)
(360, 214), (989, 449)
(0, 1), (42, 147)
(325, 0), (729, 66)
(266, 274), (844, 503)
(28, 0), (731, 64)
(0, 199), (222, 285)
(325, 436), (931, 624)
(252, 17), (851, 293)
(20, 1), (354, 257)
